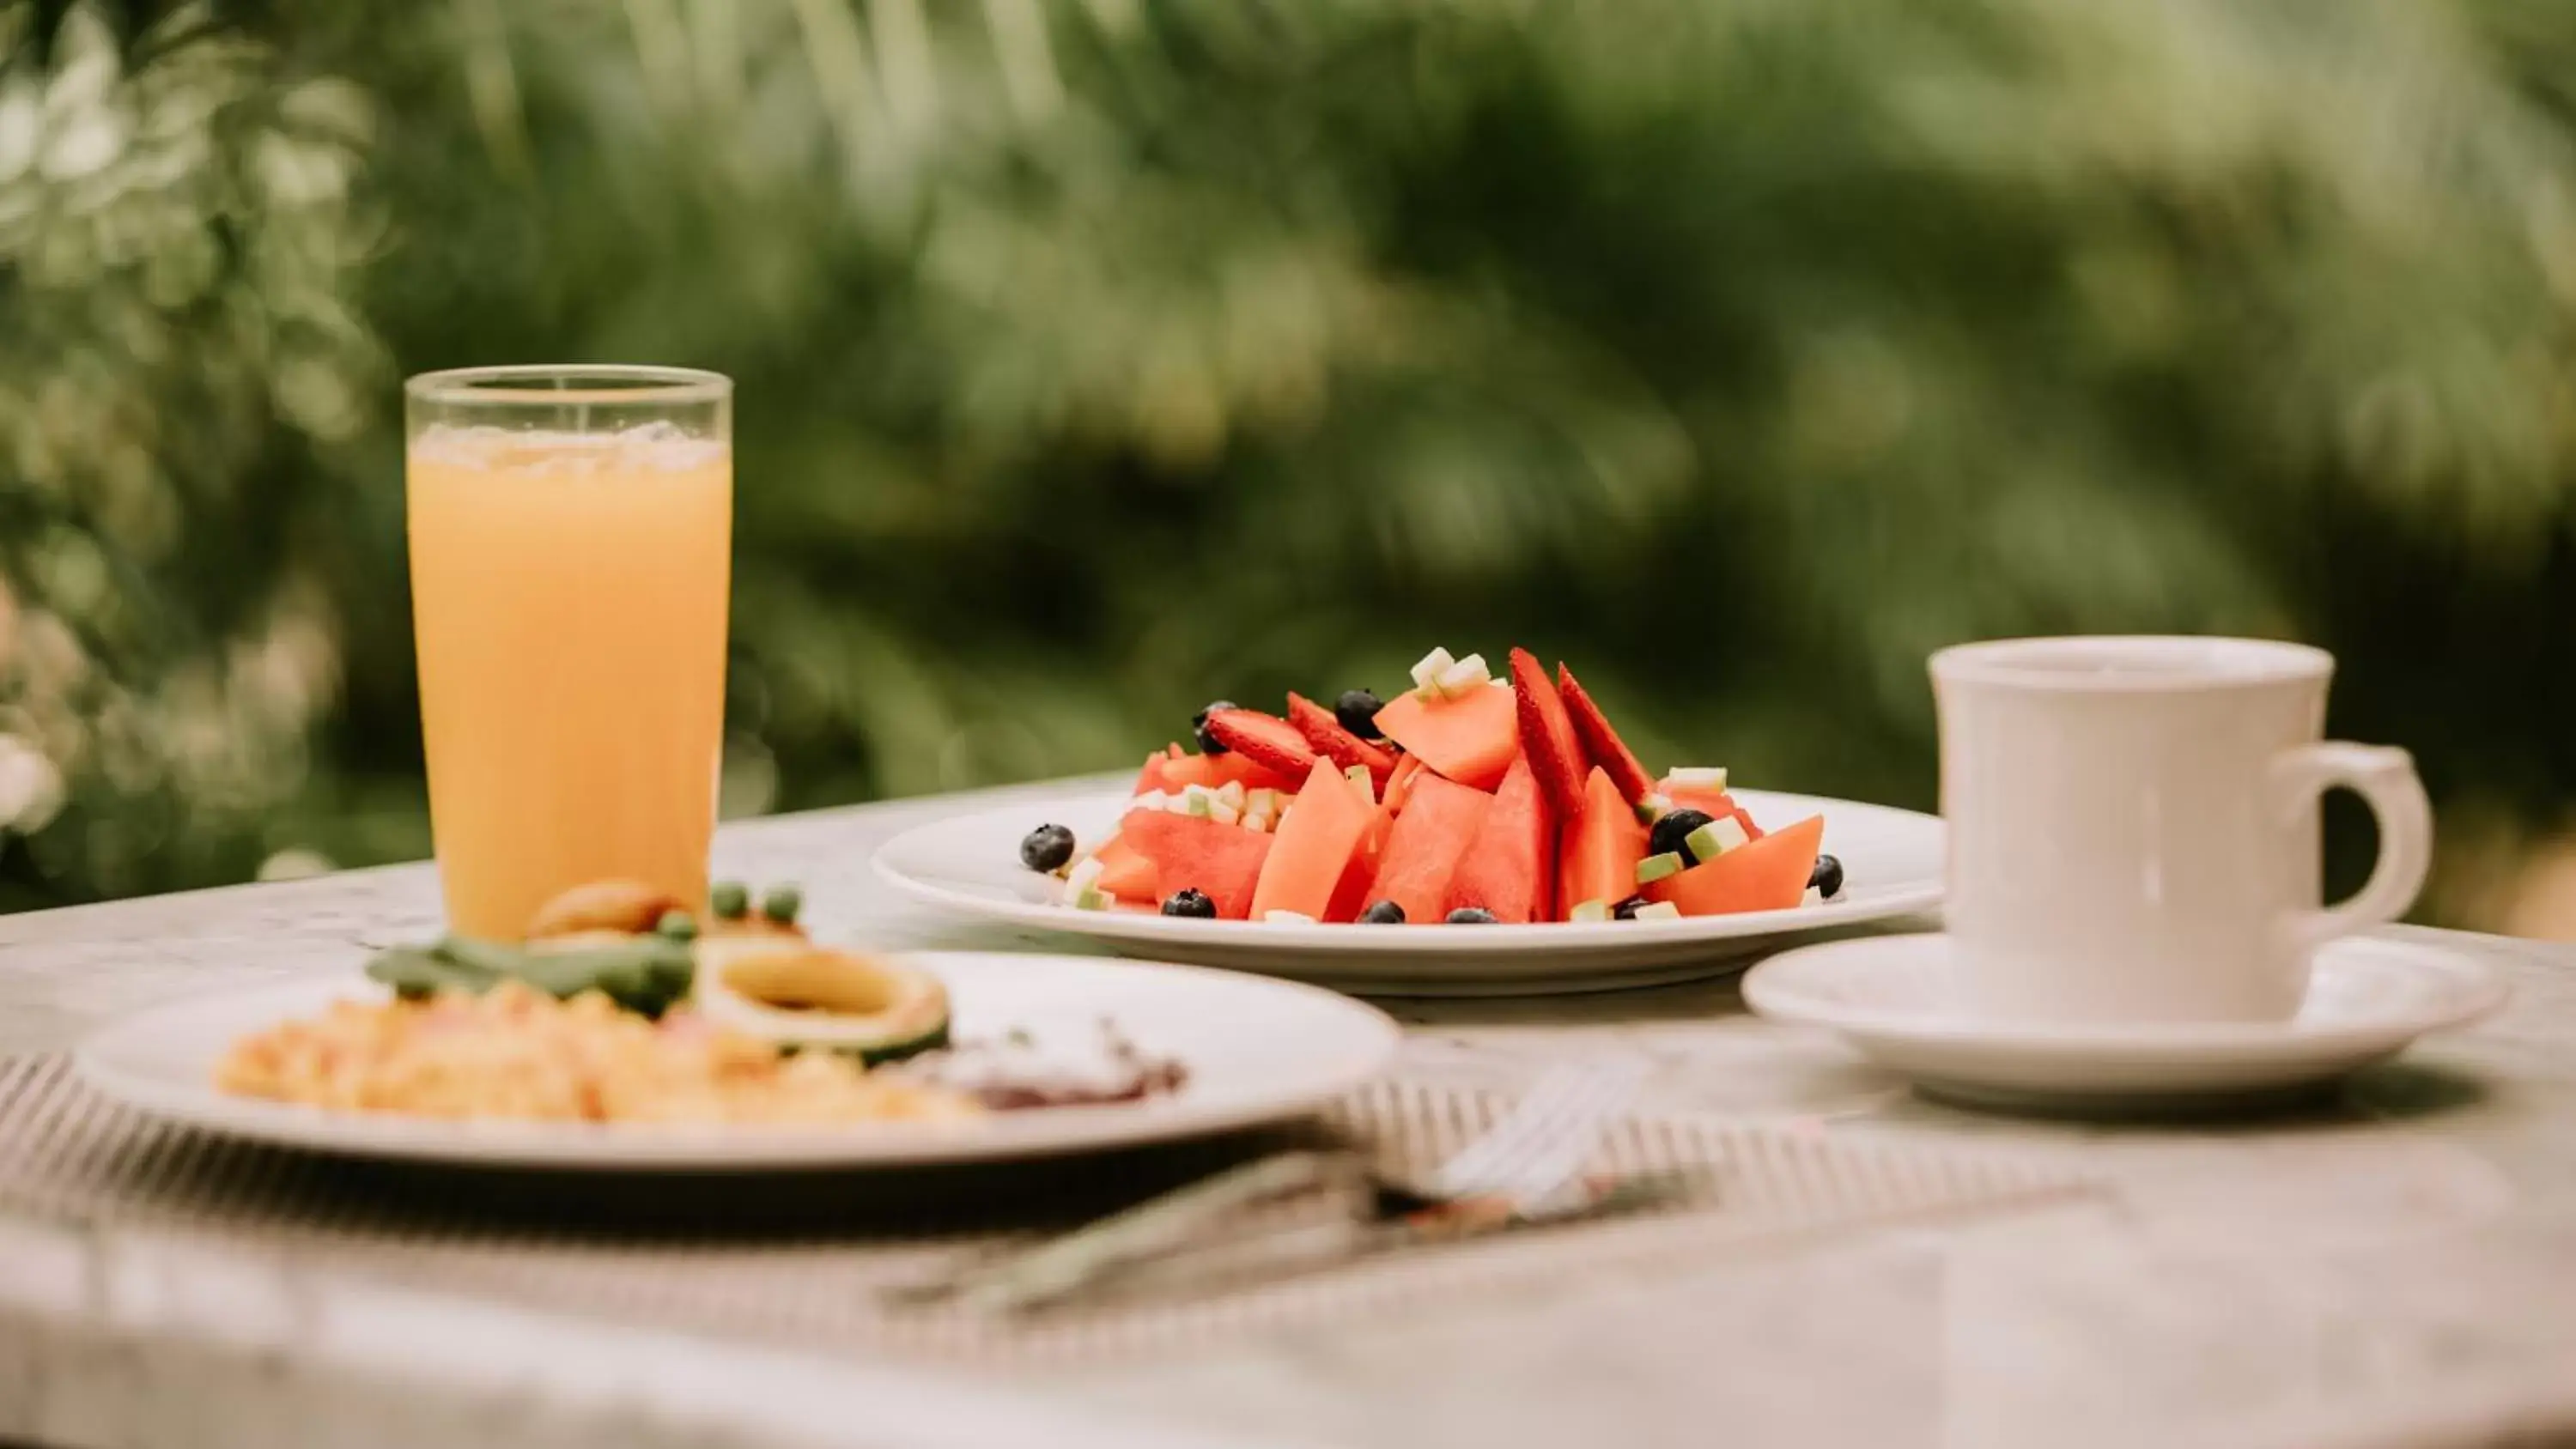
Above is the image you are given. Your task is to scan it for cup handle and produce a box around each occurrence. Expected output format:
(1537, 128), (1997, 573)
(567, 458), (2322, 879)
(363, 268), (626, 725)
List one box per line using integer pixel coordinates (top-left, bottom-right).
(2269, 742), (2433, 954)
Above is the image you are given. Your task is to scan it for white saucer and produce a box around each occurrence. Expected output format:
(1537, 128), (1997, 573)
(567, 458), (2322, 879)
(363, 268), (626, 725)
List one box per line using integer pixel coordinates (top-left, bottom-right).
(1742, 933), (2507, 1111)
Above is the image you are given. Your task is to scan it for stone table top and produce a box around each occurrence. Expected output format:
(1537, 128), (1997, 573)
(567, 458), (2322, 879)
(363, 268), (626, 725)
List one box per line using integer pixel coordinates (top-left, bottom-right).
(3, 775), (2574, 1449)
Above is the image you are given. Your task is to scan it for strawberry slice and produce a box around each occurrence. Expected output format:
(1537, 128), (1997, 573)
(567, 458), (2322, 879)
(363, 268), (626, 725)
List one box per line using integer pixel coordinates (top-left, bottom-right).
(1509, 648), (1589, 821)
(1554, 663), (1655, 804)
(1204, 707), (1320, 783)
(1285, 691), (1399, 790)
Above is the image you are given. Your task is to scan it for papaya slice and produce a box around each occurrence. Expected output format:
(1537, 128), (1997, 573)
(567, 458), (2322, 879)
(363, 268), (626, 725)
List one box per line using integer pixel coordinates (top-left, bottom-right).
(1364, 772), (1493, 923)
(1649, 814), (1823, 916)
(1444, 755), (1555, 924)
(1249, 760), (1377, 920)
(1558, 766), (1648, 919)
(1556, 664), (1655, 804)
(1374, 685), (1519, 791)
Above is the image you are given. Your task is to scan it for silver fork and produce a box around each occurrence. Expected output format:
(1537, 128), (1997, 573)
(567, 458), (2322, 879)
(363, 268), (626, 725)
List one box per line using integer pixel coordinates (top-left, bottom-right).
(908, 1060), (1650, 1313)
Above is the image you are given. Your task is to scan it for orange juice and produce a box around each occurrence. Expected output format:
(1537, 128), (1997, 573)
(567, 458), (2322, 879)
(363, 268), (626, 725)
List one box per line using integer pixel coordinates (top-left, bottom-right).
(407, 423), (732, 939)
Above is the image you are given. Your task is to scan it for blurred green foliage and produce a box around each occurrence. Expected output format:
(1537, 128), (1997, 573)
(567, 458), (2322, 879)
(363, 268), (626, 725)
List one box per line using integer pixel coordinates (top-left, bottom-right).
(7, 0), (2576, 919)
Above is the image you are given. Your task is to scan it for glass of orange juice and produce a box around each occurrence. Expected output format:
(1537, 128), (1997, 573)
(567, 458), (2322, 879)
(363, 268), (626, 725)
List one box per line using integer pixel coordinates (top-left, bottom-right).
(404, 365), (733, 940)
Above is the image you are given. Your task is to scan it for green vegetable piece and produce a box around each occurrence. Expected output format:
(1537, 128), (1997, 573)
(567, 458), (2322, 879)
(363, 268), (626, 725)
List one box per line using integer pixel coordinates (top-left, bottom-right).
(710, 881), (750, 919)
(1635, 852), (1686, 885)
(655, 909), (699, 942)
(761, 883), (803, 925)
(364, 945), (496, 1000)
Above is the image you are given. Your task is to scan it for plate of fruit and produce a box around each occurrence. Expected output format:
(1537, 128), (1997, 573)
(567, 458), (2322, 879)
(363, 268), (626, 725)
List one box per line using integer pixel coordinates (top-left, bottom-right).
(872, 648), (1945, 994)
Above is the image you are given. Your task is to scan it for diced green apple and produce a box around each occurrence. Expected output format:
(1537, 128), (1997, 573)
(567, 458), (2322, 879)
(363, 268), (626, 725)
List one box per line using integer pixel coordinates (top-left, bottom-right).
(1409, 646), (1458, 694)
(1635, 851), (1686, 885)
(1666, 767), (1729, 791)
(1569, 900), (1611, 923)
(1685, 816), (1748, 861)
(1632, 900), (1681, 921)
(1632, 791), (1674, 823)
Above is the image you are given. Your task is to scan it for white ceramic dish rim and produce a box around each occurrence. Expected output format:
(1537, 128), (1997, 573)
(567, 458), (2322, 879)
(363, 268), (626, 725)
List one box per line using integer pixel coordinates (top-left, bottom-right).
(1741, 932), (2508, 1058)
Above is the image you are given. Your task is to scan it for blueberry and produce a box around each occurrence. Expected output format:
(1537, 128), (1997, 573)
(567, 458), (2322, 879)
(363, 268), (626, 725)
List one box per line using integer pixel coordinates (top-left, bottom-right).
(1445, 906), (1498, 925)
(1648, 808), (1716, 864)
(1611, 894), (1650, 921)
(1193, 700), (1238, 755)
(1359, 900), (1406, 925)
(1019, 824), (1077, 872)
(1335, 688), (1386, 739)
(1161, 888), (1218, 919)
(1809, 853), (1844, 899)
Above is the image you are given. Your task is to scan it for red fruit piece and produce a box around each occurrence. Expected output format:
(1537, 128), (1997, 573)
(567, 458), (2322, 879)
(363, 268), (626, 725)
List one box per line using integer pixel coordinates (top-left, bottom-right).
(1509, 649), (1589, 822)
(1091, 834), (1159, 901)
(1373, 686), (1519, 791)
(1249, 760), (1376, 920)
(1364, 773), (1493, 923)
(1558, 766), (1648, 919)
(1119, 810), (1275, 919)
(1648, 815), (1822, 916)
(1382, 753), (1428, 815)
(1204, 708), (1320, 785)
(1443, 755), (1556, 924)
(1286, 691), (1400, 790)
(1659, 780), (1765, 842)
(1555, 664), (1655, 804)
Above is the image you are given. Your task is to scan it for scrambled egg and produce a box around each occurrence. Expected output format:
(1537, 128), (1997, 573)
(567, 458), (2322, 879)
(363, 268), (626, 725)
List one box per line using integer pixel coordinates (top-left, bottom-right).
(216, 982), (981, 1125)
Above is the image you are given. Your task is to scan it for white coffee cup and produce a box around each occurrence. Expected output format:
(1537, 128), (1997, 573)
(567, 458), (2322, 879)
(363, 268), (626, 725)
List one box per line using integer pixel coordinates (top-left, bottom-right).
(1929, 636), (2432, 1026)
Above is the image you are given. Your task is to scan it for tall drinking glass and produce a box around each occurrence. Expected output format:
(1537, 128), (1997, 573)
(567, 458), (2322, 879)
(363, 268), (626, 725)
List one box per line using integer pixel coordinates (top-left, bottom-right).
(404, 366), (733, 940)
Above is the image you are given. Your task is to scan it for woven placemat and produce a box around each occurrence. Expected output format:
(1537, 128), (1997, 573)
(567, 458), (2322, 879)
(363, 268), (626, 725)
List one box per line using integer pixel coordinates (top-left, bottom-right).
(0, 1054), (2093, 1366)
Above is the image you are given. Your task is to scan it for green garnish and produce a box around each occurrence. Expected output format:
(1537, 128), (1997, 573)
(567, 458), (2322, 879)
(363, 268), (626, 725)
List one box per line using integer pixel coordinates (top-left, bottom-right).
(761, 883), (804, 925)
(655, 908), (698, 942)
(710, 881), (750, 919)
(367, 934), (696, 1018)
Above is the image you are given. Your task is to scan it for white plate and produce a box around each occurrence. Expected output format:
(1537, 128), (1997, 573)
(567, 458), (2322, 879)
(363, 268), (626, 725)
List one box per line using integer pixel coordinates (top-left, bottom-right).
(1742, 932), (2507, 1111)
(73, 952), (1400, 1171)
(871, 785), (1945, 995)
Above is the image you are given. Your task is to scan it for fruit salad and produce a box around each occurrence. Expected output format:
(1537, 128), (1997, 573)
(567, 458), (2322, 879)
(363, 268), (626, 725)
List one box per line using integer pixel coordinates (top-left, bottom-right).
(1018, 648), (1846, 925)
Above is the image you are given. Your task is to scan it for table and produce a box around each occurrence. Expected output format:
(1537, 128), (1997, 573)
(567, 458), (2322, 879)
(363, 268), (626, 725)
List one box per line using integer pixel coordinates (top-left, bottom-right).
(4, 775), (2574, 1449)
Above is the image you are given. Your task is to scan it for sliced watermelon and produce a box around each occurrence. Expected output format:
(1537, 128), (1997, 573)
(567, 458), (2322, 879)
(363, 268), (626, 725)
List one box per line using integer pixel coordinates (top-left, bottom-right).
(1374, 685), (1519, 791)
(1327, 797), (1396, 923)
(1119, 810), (1275, 919)
(1205, 709), (1320, 784)
(1555, 664), (1654, 804)
(1509, 648), (1589, 821)
(1443, 755), (1555, 924)
(1649, 814), (1823, 915)
(1558, 766), (1648, 919)
(1092, 834), (1159, 901)
(1382, 753), (1428, 815)
(1249, 760), (1377, 920)
(1364, 772), (1493, 923)
(1151, 749), (1297, 794)
(1286, 691), (1400, 790)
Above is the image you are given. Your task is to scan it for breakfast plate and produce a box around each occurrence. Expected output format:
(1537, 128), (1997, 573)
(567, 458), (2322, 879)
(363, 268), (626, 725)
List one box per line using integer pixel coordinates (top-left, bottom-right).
(872, 785), (1947, 994)
(75, 951), (1401, 1170)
